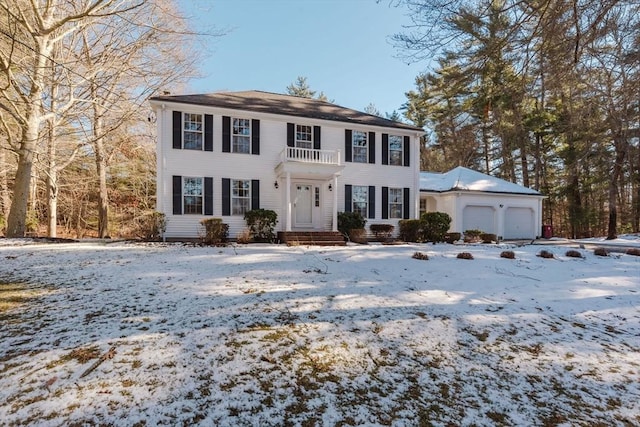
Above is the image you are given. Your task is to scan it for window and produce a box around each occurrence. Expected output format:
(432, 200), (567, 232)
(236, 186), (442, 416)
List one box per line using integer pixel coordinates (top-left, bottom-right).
(389, 135), (403, 166)
(296, 125), (313, 149)
(183, 177), (203, 214)
(232, 179), (251, 215)
(232, 118), (251, 153)
(419, 198), (427, 217)
(352, 131), (368, 163)
(389, 188), (403, 219)
(352, 186), (369, 218)
(315, 186), (320, 207)
(183, 113), (203, 150)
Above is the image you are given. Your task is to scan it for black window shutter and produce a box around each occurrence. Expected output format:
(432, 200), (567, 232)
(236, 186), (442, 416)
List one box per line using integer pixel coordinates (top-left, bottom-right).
(222, 178), (231, 216)
(404, 136), (411, 167)
(251, 180), (260, 210)
(344, 184), (352, 212)
(403, 187), (410, 219)
(313, 126), (321, 150)
(345, 130), (352, 162)
(204, 114), (213, 152)
(382, 186), (389, 219)
(382, 134), (389, 165)
(287, 123), (295, 147)
(222, 116), (231, 152)
(252, 119), (260, 155)
(368, 185), (375, 219)
(204, 177), (213, 215)
(172, 111), (182, 149)
(172, 175), (182, 214)
(368, 132), (376, 164)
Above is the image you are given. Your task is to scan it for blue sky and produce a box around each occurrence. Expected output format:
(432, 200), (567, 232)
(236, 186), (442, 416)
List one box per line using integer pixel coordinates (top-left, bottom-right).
(180, 0), (430, 117)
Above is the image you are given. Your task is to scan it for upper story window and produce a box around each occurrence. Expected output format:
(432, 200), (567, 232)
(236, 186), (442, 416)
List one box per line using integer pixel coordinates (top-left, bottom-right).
(232, 118), (251, 153)
(296, 125), (313, 149)
(183, 177), (203, 214)
(389, 135), (403, 166)
(352, 131), (368, 163)
(183, 113), (203, 150)
(352, 185), (369, 218)
(232, 179), (251, 215)
(389, 187), (403, 219)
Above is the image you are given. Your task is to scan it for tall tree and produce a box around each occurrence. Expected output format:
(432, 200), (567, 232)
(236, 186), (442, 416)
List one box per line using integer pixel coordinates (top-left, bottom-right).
(286, 76), (329, 101)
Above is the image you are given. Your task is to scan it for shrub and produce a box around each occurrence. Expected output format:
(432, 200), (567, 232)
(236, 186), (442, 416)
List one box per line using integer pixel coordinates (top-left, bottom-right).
(135, 212), (166, 241)
(244, 209), (277, 242)
(349, 228), (368, 244)
(481, 233), (497, 243)
(421, 212), (451, 243)
(399, 219), (422, 242)
(500, 250), (515, 259)
(200, 218), (228, 245)
(593, 247), (608, 257)
(236, 229), (252, 244)
(565, 250), (583, 258)
(412, 251), (429, 260)
(444, 232), (461, 244)
(457, 252), (474, 260)
(537, 250), (554, 259)
(464, 229), (483, 243)
(338, 212), (366, 239)
(369, 224), (395, 242)
(626, 248), (640, 257)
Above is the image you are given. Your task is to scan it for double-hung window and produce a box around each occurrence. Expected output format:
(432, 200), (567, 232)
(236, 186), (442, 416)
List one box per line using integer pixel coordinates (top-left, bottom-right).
(296, 125), (313, 149)
(232, 118), (251, 153)
(183, 113), (203, 150)
(232, 179), (251, 215)
(352, 186), (369, 218)
(389, 135), (403, 166)
(389, 188), (403, 219)
(183, 177), (203, 214)
(352, 131), (368, 163)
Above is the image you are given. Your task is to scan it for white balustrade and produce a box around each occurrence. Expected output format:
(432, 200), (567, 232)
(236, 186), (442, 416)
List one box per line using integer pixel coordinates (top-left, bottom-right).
(281, 147), (340, 165)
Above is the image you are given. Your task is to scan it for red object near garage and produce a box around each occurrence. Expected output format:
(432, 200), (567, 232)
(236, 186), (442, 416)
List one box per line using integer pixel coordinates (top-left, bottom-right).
(542, 225), (553, 239)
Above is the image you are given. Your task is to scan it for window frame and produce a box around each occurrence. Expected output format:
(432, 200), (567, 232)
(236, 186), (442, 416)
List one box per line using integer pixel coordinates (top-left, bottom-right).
(183, 177), (203, 214)
(231, 179), (251, 215)
(295, 124), (313, 149)
(183, 113), (204, 150)
(232, 117), (251, 153)
(389, 187), (403, 219)
(352, 131), (368, 163)
(388, 135), (403, 166)
(352, 185), (369, 218)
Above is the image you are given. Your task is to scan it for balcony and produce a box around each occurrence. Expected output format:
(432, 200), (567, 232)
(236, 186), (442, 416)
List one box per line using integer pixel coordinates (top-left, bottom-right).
(280, 147), (341, 165)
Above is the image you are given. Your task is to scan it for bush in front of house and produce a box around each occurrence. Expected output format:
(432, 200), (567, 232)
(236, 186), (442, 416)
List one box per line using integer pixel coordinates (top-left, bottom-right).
(457, 252), (474, 260)
(500, 250), (515, 259)
(627, 248), (640, 256)
(200, 218), (229, 245)
(369, 224), (395, 242)
(444, 232), (461, 244)
(399, 219), (423, 242)
(593, 247), (608, 257)
(136, 211), (166, 241)
(412, 251), (429, 260)
(338, 211), (366, 241)
(464, 229), (483, 243)
(244, 209), (278, 242)
(565, 250), (583, 258)
(481, 233), (497, 243)
(421, 212), (451, 243)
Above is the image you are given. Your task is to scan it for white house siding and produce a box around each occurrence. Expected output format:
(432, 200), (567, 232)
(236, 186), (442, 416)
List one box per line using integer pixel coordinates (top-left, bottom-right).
(153, 100), (421, 239)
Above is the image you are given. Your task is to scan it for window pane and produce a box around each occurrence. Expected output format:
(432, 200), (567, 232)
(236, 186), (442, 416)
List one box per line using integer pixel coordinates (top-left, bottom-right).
(232, 136), (250, 153)
(352, 131), (367, 163)
(296, 125), (312, 149)
(352, 186), (368, 218)
(389, 135), (403, 166)
(232, 179), (251, 215)
(183, 113), (203, 150)
(183, 177), (203, 215)
(389, 187), (403, 219)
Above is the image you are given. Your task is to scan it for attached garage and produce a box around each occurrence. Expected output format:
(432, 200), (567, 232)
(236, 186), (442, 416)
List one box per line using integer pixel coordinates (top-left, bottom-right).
(463, 206), (496, 234)
(420, 167), (545, 240)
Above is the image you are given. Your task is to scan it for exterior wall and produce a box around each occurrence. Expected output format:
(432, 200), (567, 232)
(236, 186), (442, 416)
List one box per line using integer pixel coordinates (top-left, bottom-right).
(153, 100), (421, 239)
(420, 191), (543, 240)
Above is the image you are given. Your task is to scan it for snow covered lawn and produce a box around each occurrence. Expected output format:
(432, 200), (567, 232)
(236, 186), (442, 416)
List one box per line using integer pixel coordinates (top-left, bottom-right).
(0, 239), (639, 426)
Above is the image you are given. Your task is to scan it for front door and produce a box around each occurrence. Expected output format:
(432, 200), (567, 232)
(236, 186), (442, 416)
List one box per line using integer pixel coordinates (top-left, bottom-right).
(294, 184), (313, 227)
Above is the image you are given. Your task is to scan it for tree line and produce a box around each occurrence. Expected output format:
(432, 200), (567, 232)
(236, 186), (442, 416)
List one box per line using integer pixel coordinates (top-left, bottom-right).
(395, 0), (639, 239)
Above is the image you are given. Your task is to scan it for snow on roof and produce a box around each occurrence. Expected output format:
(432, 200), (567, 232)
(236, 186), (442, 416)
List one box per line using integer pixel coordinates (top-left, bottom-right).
(420, 166), (542, 195)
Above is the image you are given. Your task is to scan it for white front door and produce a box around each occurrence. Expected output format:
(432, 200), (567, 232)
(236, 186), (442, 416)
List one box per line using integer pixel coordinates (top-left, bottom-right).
(294, 184), (313, 227)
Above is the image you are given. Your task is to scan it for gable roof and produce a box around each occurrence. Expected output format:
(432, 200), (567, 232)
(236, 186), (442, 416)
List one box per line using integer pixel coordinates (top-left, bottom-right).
(420, 166), (542, 196)
(150, 90), (423, 132)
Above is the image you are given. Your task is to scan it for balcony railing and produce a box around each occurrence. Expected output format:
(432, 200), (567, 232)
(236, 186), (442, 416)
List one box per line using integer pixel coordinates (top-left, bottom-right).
(281, 147), (341, 165)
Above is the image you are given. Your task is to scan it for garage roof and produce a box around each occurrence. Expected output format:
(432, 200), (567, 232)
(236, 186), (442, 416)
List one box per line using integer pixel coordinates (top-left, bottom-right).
(420, 166), (542, 195)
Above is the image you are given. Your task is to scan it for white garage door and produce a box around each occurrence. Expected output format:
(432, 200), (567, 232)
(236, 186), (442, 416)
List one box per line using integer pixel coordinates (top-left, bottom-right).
(504, 207), (534, 239)
(463, 206), (495, 233)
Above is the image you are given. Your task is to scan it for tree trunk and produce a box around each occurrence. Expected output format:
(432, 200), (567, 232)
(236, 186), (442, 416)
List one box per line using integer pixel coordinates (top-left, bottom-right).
(93, 94), (109, 238)
(0, 146), (9, 219)
(6, 124), (38, 237)
(606, 137), (627, 240)
(47, 120), (58, 237)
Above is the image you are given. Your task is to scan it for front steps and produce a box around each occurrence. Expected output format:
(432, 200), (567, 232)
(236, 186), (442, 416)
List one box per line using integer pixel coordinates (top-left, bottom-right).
(278, 231), (346, 246)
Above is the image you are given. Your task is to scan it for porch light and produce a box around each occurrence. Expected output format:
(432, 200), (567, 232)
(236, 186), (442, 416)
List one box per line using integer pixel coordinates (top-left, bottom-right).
(328, 183), (333, 191)
(274, 180), (279, 189)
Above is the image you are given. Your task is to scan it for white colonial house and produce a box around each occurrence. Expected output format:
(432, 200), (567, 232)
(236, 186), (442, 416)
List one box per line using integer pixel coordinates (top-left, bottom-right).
(149, 91), (424, 241)
(420, 166), (545, 240)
